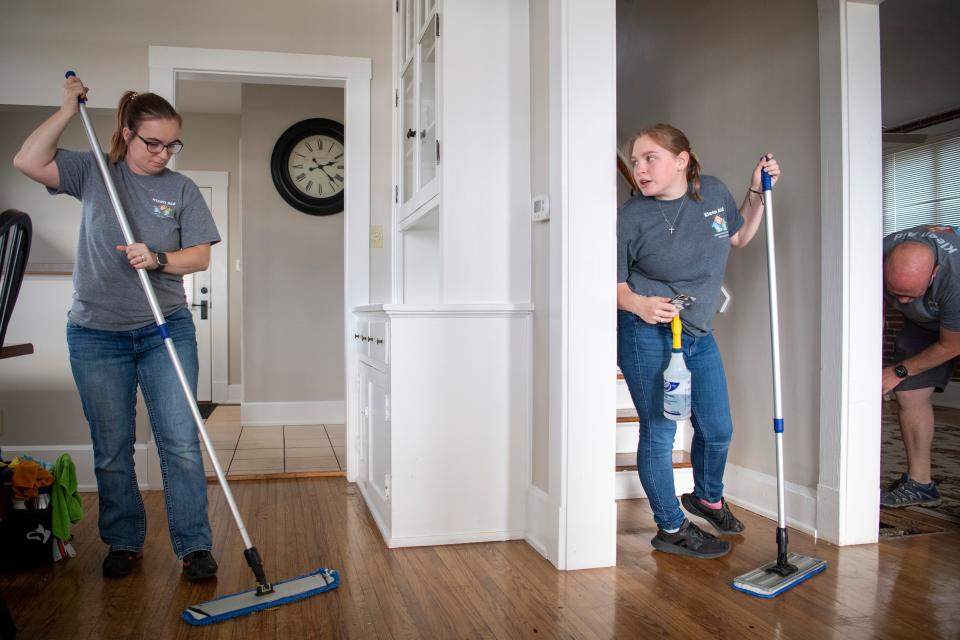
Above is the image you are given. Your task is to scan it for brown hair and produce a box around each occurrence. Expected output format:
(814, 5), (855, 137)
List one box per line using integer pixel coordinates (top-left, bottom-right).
(108, 91), (182, 164)
(626, 123), (703, 202)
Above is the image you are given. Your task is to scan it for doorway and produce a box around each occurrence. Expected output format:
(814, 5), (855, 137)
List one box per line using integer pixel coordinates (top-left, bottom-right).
(148, 46), (371, 483)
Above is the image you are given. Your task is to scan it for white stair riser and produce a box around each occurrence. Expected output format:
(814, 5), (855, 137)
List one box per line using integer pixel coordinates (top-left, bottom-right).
(616, 420), (692, 454)
(616, 467), (694, 500)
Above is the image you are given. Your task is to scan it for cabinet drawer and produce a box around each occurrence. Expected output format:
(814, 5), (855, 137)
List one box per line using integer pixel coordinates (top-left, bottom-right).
(368, 319), (389, 365)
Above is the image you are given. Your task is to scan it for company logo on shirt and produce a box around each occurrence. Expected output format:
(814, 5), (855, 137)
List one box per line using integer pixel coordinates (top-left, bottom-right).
(711, 214), (728, 237)
(151, 197), (177, 219)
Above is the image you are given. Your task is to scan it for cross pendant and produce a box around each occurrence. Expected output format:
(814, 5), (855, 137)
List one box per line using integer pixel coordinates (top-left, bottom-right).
(669, 227), (675, 234)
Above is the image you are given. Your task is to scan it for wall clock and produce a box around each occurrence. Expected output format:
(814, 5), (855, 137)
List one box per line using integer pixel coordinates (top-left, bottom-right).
(270, 118), (345, 216)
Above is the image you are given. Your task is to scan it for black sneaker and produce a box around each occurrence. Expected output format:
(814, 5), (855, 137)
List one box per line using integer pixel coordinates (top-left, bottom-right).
(102, 550), (143, 577)
(881, 473), (942, 508)
(651, 520), (731, 559)
(681, 493), (745, 534)
(182, 550), (218, 581)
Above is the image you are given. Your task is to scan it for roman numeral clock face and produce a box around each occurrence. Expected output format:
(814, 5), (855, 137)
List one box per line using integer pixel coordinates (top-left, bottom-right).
(270, 118), (345, 216)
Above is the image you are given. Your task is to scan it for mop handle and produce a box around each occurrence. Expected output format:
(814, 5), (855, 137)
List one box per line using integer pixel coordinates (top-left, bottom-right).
(762, 167), (788, 530)
(66, 72), (256, 552)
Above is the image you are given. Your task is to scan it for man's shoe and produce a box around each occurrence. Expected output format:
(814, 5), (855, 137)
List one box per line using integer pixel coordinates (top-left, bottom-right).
(651, 520), (731, 559)
(681, 493), (745, 534)
(881, 473), (941, 508)
(102, 550), (143, 578)
(182, 550), (218, 581)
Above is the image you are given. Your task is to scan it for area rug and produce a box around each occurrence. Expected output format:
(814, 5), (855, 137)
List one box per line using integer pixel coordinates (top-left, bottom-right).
(881, 402), (960, 522)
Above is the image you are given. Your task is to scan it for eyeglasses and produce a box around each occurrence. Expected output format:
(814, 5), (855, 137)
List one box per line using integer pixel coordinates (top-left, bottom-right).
(136, 134), (183, 155)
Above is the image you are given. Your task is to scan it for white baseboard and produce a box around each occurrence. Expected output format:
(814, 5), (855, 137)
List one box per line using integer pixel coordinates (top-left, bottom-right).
(524, 485), (561, 566)
(723, 462), (819, 537)
(386, 529), (527, 548)
(240, 400), (345, 426)
(1, 444), (153, 491)
(615, 467), (693, 500)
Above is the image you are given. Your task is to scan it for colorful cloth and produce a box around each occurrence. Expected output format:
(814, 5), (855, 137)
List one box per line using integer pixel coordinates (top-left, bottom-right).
(11, 459), (54, 499)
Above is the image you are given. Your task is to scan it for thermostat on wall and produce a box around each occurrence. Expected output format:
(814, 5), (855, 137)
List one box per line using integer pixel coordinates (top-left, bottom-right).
(532, 194), (550, 222)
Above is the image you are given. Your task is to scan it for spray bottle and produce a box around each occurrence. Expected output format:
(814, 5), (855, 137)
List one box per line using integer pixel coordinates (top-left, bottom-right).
(663, 315), (691, 421)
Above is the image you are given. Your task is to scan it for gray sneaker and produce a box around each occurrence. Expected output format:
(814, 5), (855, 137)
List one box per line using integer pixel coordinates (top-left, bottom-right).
(881, 473), (941, 508)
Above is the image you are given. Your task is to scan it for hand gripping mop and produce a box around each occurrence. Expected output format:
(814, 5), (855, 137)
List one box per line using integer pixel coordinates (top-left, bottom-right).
(67, 72), (339, 624)
(731, 169), (826, 598)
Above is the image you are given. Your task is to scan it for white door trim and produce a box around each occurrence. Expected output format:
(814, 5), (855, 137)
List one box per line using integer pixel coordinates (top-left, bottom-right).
(181, 170), (229, 403)
(149, 46), (371, 482)
(816, 0), (883, 545)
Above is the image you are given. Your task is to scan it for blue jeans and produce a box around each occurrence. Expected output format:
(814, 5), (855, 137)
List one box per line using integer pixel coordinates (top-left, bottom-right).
(67, 307), (211, 558)
(617, 310), (734, 531)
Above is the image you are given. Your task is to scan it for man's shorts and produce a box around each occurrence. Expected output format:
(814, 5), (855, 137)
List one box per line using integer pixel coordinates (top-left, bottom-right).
(894, 320), (959, 392)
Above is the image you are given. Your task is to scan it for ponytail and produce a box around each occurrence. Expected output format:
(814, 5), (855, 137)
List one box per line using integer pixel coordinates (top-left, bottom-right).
(686, 150), (702, 203)
(628, 123), (704, 202)
(108, 91), (182, 164)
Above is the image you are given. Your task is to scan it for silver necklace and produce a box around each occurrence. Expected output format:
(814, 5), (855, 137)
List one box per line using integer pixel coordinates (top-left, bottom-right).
(656, 194), (687, 234)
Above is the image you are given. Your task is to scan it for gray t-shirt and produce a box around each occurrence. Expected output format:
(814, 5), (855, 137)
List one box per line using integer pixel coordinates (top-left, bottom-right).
(883, 225), (960, 332)
(48, 149), (221, 331)
(618, 175), (743, 335)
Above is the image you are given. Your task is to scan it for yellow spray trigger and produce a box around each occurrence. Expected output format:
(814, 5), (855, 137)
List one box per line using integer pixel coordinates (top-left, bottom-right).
(671, 316), (682, 350)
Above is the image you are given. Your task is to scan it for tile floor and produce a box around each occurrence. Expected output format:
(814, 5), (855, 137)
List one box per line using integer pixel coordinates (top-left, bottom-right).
(200, 405), (346, 477)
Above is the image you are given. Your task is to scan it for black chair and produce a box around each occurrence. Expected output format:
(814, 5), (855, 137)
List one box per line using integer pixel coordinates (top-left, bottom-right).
(0, 209), (32, 358)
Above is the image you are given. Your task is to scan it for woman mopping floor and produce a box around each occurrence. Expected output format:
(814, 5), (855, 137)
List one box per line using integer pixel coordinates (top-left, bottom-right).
(14, 72), (338, 625)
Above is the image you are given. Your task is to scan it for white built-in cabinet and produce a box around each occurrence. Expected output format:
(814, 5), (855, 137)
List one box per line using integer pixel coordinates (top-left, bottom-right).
(352, 0), (532, 548)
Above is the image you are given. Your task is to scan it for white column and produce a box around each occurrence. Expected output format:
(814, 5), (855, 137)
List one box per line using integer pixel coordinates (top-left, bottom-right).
(546, 0), (618, 569)
(816, 0), (883, 545)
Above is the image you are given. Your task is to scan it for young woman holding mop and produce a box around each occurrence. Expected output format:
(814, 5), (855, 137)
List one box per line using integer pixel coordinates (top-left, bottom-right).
(617, 123), (779, 559)
(14, 74), (221, 580)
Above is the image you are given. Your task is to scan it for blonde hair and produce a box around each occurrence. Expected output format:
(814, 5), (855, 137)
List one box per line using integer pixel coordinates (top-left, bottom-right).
(108, 91), (182, 164)
(627, 123), (703, 202)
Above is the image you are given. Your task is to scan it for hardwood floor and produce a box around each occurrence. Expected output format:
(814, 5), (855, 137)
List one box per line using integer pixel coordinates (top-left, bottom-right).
(2, 478), (959, 639)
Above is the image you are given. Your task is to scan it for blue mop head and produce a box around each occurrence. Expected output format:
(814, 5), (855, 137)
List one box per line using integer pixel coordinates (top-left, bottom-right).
(181, 567), (339, 625)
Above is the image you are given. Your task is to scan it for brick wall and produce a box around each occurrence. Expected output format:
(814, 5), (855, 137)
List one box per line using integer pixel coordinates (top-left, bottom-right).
(883, 305), (960, 381)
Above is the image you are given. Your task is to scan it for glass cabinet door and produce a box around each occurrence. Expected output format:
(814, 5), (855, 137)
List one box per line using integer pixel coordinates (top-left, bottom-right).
(418, 14), (438, 189)
(401, 62), (416, 204)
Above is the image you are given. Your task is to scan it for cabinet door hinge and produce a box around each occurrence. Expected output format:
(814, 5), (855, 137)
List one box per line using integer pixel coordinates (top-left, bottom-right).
(395, 89), (399, 107)
(436, 140), (440, 164)
(394, 185), (399, 203)
(436, 14), (440, 37)
(396, 0), (399, 13)
(384, 473), (391, 500)
(384, 395), (391, 422)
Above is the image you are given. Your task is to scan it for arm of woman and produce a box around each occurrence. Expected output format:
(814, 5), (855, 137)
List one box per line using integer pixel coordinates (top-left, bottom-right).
(13, 77), (88, 189)
(116, 243), (211, 276)
(618, 282), (678, 325)
(730, 153), (780, 249)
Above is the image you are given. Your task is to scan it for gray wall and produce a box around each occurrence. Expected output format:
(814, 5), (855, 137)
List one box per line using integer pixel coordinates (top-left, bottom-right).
(530, 0), (551, 491)
(241, 84), (345, 403)
(0, 0), (392, 303)
(176, 113), (243, 384)
(617, 0), (822, 488)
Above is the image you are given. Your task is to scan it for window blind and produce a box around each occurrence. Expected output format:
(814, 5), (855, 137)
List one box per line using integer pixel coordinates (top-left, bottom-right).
(882, 134), (960, 234)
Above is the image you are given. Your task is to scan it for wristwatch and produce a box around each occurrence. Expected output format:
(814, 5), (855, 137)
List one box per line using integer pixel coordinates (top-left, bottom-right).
(155, 251), (168, 272)
(894, 363), (909, 379)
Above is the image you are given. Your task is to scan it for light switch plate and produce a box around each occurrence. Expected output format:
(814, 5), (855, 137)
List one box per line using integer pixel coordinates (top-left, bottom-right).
(370, 225), (384, 249)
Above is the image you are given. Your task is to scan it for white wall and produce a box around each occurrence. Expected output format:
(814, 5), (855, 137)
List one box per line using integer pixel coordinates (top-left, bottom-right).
(617, 0), (823, 492)
(240, 83), (345, 403)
